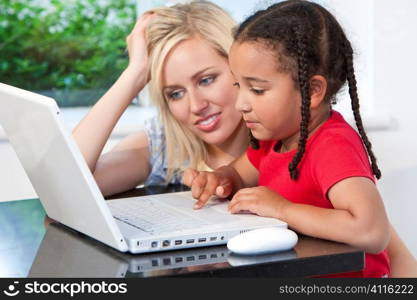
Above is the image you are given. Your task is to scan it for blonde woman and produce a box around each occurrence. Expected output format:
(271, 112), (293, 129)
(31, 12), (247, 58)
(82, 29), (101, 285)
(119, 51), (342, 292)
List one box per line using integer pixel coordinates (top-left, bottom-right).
(72, 0), (416, 277)
(73, 1), (247, 197)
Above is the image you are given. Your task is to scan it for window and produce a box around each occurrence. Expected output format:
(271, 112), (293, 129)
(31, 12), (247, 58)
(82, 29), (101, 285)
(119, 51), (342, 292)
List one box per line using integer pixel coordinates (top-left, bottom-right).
(0, 0), (136, 107)
(1, 0), (379, 120)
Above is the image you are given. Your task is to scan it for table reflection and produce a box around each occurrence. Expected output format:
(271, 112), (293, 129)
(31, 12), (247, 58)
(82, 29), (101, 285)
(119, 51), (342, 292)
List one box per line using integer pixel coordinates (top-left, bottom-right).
(29, 222), (303, 278)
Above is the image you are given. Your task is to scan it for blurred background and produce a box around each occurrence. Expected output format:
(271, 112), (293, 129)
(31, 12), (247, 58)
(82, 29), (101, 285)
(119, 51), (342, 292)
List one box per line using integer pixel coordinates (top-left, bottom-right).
(1, 0), (416, 257)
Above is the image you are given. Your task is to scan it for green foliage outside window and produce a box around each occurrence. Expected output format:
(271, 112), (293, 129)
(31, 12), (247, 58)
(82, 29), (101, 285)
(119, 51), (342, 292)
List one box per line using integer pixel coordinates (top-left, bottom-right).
(0, 0), (136, 106)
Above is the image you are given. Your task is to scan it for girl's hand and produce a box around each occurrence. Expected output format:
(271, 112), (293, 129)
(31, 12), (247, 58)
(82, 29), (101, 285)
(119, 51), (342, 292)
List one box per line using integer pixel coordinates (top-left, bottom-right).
(125, 12), (155, 80)
(228, 186), (292, 219)
(182, 168), (234, 209)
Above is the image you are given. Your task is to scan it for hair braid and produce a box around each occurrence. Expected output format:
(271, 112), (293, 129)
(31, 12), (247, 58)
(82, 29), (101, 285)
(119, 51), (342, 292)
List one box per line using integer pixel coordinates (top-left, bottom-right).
(343, 39), (381, 179)
(286, 25), (311, 180)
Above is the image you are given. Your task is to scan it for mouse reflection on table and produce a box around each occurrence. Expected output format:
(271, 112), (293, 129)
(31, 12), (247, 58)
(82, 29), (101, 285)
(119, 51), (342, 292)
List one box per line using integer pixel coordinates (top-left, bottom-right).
(227, 250), (297, 267)
(226, 227), (298, 255)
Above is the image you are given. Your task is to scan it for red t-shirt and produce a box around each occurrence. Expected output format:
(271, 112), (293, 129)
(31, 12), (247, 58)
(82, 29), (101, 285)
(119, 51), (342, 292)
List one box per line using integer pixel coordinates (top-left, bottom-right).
(246, 110), (390, 277)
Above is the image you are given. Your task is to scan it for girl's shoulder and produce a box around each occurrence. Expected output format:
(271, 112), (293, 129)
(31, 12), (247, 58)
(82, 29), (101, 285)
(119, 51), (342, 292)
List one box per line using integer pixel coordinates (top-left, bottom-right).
(307, 111), (373, 174)
(311, 110), (362, 147)
(308, 111), (372, 170)
(308, 112), (376, 193)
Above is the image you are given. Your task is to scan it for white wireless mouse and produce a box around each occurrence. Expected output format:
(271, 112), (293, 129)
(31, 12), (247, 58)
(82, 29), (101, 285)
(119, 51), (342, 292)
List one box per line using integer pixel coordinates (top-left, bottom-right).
(227, 227), (298, 255)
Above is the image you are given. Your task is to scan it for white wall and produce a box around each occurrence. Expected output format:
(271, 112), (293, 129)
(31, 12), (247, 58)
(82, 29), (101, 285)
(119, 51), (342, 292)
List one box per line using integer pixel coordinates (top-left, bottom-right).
(369, 0), (417, 256)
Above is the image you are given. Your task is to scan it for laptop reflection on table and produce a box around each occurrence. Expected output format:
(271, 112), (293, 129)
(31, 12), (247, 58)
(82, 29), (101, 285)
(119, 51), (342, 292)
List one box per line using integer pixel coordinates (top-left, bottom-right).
(29, 222), (231, 278)
(28, 222), (297, 278)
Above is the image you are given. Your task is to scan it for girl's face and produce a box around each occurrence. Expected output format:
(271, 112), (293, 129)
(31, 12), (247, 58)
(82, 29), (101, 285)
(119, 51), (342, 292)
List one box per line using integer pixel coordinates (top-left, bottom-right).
(229, 41), (302, 142)
(161, 36), (242, 146)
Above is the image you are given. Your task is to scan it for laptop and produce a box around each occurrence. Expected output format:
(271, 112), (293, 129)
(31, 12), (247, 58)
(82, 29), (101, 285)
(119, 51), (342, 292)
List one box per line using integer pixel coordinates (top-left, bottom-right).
(29, 222), (231, 277)
(29, 222), (296, 277)
(0, 83), (287, 254)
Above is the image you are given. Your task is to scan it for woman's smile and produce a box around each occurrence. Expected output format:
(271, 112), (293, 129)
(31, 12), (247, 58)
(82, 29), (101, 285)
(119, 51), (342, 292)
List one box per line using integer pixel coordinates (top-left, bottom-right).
(194, 112), (221, 132)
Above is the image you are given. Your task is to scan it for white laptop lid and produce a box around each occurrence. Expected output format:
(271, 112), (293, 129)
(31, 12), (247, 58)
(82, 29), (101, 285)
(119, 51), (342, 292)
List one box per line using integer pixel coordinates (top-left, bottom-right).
(0, 83), (128, 252)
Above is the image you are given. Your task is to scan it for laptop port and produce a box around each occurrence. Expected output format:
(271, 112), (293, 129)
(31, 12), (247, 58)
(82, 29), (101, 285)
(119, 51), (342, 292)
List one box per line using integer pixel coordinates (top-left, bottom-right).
(198, 254), (207, 260)
(163, 258), (171, 265)
(198, 238), (206, 243)
(186, 256), (195, 261)
(175, 240), (182, 245)
(175, 257), (183, 263)
(162, 240), (170, 247)
(151, 241), (158, 248)
(186, 239), (194, 244)
(210, 236), (217, 241)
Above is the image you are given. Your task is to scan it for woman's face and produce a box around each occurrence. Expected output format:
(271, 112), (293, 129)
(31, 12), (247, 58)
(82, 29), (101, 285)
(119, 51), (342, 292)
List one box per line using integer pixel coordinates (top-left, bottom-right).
(161, 36), (242, 146)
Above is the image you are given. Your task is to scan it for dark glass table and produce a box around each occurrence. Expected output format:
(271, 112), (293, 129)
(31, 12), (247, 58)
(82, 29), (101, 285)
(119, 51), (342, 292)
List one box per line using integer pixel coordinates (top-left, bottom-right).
(0, 185), (364, 278)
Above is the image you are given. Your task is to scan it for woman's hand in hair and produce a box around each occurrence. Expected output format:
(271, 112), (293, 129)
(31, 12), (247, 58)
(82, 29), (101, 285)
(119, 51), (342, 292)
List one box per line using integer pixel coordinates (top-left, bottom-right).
(126, 12), (155, 81)
(182, 168), (234, 209)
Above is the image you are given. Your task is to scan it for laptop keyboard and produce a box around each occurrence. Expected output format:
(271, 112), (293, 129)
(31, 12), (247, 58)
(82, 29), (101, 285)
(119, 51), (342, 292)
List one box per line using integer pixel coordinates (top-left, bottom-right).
(107, 197), (210, 233)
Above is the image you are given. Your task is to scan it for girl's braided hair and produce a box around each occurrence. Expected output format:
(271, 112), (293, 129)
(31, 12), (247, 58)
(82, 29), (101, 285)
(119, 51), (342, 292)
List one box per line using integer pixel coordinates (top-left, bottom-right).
(235, 0), (381, 180)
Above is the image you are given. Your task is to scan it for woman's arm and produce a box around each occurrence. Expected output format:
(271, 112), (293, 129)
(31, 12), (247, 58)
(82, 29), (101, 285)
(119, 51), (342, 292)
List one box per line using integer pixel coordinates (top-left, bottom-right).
(388, 225), (417, 277)
(72, 74), (152, 197)
(92, 131), (151, 197)
(72, 14), (155, 196)
(72, 67), (148, 172)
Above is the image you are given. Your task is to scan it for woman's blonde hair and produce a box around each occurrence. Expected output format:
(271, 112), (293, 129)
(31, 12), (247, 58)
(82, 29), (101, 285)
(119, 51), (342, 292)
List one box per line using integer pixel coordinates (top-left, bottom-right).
(145, 1), (236, 182)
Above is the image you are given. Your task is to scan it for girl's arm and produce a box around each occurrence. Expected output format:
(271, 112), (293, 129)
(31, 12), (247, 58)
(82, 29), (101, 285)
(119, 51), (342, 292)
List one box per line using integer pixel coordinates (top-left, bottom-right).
(278, 177), (390, 254)
(72, 14), (154, 196)
(183, 153), (259, 208)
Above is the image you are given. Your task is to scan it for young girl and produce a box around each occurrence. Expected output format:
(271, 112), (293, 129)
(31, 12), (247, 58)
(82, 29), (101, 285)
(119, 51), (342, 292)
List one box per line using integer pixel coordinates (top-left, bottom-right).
(183, 0), (391, 277)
